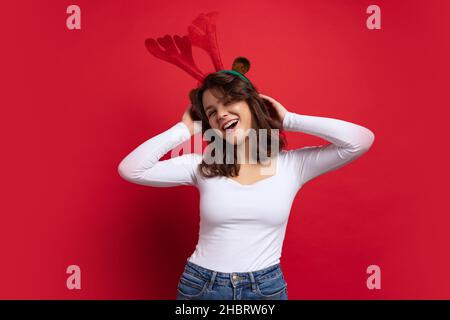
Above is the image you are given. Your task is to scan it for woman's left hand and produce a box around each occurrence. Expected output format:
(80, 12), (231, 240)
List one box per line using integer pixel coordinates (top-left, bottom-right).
(259, 93), (289, 126)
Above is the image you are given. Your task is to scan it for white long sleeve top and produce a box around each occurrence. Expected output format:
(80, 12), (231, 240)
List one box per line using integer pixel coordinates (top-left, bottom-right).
(118, 111), (375, 272)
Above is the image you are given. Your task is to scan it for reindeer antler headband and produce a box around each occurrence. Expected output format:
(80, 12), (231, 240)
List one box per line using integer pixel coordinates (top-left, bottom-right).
(144, 12), (251, 87)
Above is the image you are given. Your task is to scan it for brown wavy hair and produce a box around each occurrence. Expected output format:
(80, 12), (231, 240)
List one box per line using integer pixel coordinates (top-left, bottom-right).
(188, 71), (287, 178)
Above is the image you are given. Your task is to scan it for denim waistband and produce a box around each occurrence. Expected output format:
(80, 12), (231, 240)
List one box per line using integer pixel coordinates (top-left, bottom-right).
(183, 258), (283, 288)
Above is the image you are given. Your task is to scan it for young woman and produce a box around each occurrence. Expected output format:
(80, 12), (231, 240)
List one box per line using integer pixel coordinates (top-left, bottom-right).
(118, 70), (375, 300)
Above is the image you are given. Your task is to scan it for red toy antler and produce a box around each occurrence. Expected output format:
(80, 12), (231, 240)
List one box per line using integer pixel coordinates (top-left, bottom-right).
(145, 34), (205, 82)
(188, 12), (224, 72)
(144, 11), (224, 84)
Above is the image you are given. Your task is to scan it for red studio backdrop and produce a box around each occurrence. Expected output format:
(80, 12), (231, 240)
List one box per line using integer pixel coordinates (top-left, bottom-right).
(1, 0), (449, 299)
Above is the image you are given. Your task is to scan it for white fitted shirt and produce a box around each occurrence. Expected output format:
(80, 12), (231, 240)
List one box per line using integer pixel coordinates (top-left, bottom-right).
(118, 111), (375, 272)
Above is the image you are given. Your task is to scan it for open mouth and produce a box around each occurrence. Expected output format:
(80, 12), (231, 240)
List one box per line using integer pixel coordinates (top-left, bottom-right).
(222, 119), (239, 132)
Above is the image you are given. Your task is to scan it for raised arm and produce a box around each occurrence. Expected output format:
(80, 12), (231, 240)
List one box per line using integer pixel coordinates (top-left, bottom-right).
(282, 111), (375, 187)
(117, 121), (201, 187)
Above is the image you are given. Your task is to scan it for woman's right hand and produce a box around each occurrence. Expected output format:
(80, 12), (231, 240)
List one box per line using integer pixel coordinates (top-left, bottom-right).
(182, 105), (196, 136)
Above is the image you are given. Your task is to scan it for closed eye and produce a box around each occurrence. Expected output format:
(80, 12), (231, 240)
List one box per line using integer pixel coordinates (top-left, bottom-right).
(207, 100), (236, 117)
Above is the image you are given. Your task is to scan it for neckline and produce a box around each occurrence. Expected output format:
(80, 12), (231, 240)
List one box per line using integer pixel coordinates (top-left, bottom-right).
(223, 154), (281, 188)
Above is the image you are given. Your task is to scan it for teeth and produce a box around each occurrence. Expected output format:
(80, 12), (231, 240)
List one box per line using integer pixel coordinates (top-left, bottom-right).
(224, 120), (238, 130)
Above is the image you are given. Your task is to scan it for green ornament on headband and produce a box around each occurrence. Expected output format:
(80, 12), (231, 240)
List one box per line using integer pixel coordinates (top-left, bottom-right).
(218, 69), (251, 83)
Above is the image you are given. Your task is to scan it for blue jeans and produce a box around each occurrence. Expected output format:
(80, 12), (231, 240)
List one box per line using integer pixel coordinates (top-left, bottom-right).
(176, 259), (288, 300)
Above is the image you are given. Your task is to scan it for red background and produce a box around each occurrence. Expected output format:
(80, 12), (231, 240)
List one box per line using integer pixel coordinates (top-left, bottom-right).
(1, 0), (449, 299)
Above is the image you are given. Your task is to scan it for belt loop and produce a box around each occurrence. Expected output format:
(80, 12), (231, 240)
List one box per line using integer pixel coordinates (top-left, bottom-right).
(208, 271), (217, 290)
(249, 272), (257, 292)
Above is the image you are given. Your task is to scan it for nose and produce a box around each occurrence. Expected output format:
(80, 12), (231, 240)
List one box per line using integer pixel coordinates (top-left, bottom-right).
(217, 107), (231, 121)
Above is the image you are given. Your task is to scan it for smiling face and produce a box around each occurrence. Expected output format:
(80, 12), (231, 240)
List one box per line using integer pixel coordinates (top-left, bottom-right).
(202, 87), (253, 145)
